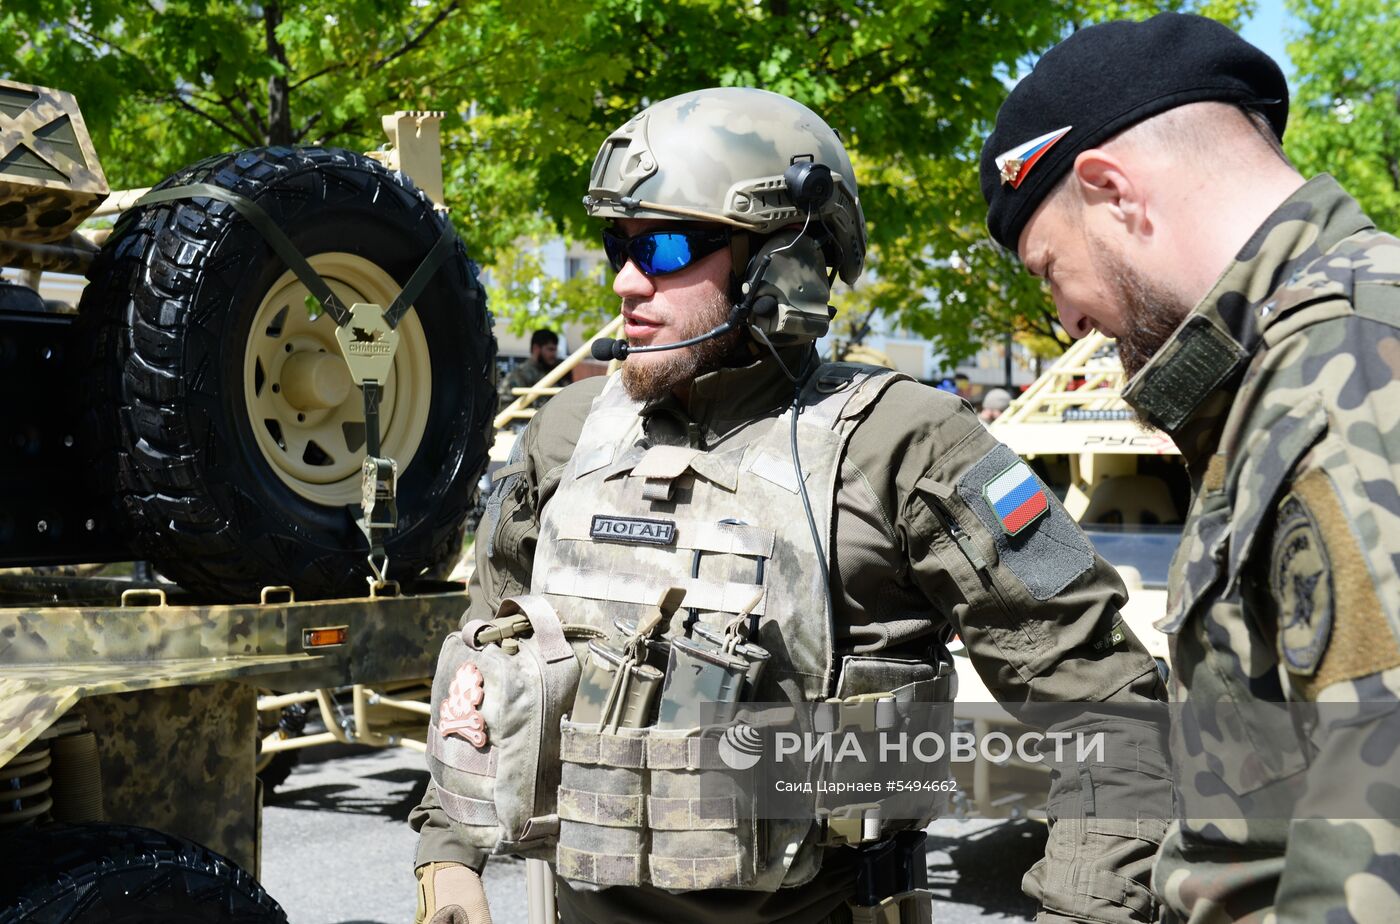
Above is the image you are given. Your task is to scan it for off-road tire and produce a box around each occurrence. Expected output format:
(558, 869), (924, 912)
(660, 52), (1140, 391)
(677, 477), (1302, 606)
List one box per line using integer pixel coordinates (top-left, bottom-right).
(78, 147), (495, 601)
(256, 750), (300, 794)
(0, 823), (286, 923)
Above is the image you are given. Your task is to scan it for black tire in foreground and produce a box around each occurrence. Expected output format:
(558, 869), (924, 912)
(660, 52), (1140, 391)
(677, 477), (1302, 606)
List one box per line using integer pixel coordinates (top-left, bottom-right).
(0, 823), (286, 923)
(256, 750), (300, 795)
(79, 146), (495, 601)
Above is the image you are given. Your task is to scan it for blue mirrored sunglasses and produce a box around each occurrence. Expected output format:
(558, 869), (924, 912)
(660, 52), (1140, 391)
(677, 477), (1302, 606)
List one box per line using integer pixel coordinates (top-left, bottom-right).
(601, 227), (731, 277)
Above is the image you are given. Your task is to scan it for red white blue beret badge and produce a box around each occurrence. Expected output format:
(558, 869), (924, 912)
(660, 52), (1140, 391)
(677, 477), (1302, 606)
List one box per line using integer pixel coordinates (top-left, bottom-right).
(982, 460), (1050, 536)
(995, 125), (1072, 188)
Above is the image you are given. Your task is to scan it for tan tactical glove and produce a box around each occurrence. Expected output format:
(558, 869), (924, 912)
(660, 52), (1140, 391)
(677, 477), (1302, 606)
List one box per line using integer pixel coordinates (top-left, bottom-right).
(415, 861), (492, 924)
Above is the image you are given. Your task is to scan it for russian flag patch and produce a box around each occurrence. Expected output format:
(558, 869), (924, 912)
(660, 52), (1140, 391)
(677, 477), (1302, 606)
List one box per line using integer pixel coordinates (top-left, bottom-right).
(982, 460), (1049, 536)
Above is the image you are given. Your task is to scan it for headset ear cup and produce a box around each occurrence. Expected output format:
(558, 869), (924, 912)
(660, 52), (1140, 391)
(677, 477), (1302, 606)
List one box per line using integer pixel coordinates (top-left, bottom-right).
(783, 162), (834, 210)
(743, 231), (833, 343)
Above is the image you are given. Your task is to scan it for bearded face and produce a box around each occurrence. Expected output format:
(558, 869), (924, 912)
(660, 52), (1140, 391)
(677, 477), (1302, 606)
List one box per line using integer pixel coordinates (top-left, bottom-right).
(1094, 235), (1193, 381)
(621, 287), (741, 402)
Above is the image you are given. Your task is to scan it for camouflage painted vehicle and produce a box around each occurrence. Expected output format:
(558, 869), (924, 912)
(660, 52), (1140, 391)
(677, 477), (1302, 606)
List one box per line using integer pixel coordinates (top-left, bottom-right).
(951, 332), (1180, 818)
(0, 81), (494, 921)
(0, 575), (465, 921)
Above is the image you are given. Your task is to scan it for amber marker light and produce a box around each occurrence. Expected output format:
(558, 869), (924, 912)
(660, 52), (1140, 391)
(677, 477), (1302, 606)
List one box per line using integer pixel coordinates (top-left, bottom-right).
(302, 626), (349, 649)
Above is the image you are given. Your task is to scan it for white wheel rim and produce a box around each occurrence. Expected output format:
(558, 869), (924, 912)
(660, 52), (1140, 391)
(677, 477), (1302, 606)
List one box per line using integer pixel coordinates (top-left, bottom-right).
(243, 253), (432, 507)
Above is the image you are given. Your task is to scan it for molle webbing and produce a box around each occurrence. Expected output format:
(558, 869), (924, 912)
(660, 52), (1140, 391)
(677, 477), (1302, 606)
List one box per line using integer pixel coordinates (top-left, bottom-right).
(535, 362), (911, 892)
(427, 723), (499, 777)
(433, 785), (500, 826)
(540, 568), (770, 617)
(557, 788), (646, 826)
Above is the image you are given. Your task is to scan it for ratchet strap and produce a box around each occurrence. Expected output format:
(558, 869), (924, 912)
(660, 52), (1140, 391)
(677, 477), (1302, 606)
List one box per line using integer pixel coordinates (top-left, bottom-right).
(136, 183), (353, 326)
(135, 182), (460, 586)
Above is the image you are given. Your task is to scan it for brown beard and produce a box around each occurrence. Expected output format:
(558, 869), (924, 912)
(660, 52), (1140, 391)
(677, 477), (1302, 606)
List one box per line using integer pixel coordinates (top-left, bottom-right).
(1098, 244), (1192, 381)
(621, 290), (741, 402)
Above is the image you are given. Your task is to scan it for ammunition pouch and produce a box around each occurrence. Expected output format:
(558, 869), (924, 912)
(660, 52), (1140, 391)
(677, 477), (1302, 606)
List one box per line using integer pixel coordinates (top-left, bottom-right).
(646, 727), (761, 890)
(816, 655), (958, 846)
(554, 721), (649, 885)
(555, 719), (762, 890)
(555, 653), (955, 891)
(426, 596), (602, 860)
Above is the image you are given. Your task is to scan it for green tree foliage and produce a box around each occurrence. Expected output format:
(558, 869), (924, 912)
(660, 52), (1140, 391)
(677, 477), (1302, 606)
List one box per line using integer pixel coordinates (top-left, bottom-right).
(0, 0), (602, 256)
(1285, 0), (1400, 233)
(486, 243), (616, 338)
(2, 1), (1250, 360)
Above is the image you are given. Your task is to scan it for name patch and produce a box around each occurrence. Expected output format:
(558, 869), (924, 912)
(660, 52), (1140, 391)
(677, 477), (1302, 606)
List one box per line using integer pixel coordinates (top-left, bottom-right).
(590, 514), (677, 546)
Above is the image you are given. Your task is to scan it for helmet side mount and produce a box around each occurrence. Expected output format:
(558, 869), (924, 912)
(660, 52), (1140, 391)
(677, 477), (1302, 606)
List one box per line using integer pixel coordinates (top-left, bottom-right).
(783, 161), (834, 212)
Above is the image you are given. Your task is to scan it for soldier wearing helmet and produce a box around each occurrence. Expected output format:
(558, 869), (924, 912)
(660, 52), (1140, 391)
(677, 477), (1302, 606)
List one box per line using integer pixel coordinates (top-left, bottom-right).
(412, 87), (1170, 924)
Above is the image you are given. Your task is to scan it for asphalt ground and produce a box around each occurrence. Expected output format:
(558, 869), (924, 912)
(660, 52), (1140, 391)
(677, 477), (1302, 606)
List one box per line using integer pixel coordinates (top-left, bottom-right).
(261, 743), (1043, 924)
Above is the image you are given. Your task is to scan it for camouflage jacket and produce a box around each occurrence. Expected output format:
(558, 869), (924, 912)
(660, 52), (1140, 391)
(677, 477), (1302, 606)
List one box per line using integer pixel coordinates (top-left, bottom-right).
(416, 345), (1169, 924)
(1123, 175), (1400, 923)
(497, 357), (569, 414)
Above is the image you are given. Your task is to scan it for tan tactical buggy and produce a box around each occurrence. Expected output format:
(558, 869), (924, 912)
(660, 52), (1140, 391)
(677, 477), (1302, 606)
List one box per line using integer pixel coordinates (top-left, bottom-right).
(0, 81), (494, 921)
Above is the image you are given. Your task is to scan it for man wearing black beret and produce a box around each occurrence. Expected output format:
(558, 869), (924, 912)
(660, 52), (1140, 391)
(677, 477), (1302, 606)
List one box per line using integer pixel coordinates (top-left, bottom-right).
(982, 11), (1400, 924)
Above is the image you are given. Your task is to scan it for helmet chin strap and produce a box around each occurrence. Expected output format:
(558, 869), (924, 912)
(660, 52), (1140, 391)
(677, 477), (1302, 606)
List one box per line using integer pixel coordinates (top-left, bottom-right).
(727, 232), (752, 305)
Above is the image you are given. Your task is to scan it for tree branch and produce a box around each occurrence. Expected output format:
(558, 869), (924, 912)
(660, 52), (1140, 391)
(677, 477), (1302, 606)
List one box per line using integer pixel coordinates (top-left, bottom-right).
(1020, 303), (1068, 350)
(62, 19), (259, 148)
(370, 0), (461, 73)
(293, 111), (324, 144)
(312, 116), (362, 147)
(286, 1), (459, 95)
(229, 84), (268, 141)
(290, 61), (345, 91)
(191, 88), (265, 143)
(153, 92), (260, 148)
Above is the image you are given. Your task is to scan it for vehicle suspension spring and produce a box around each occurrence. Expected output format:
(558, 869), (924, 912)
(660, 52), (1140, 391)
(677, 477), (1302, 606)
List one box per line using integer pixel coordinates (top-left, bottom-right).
(50, 731), (103, 822)
(0, 741), (53, 827)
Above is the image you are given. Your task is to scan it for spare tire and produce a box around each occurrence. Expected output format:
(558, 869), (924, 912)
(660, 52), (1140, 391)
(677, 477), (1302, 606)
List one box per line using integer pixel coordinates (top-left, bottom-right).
(79, 147), (495, 600)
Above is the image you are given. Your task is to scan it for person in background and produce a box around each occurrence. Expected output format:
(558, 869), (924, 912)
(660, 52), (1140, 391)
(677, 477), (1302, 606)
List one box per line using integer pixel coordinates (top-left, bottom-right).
(978, 387), (1012, 423)
(497, 329), (570, 414)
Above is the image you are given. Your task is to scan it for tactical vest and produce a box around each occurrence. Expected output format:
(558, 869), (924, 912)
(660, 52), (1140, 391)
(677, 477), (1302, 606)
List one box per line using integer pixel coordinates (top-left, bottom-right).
(532, 362), (937, 892)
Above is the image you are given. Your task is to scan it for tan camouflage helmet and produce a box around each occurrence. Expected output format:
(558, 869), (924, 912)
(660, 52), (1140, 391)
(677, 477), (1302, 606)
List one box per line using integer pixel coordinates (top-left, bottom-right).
(584, 87), (867, 287)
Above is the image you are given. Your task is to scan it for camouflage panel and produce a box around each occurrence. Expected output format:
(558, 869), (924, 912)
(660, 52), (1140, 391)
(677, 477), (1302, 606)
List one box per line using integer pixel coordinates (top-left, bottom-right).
(1125, 177), (1400, 921)
(0, 231), (99, 274)
(0, 661), (308, 770)
(80, 682), (260, 875)
(0, 678), (83, 773)
(584, 87), (865, 284)
(0, 581), (466, 766)
(0, 80), (109, 245)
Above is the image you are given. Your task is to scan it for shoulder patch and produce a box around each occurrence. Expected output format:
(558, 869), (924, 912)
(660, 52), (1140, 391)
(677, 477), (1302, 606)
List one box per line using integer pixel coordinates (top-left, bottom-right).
(982, 460), (1049, 535)
(1271, 492), (1333, 676)
(956, 443), (1093, 601)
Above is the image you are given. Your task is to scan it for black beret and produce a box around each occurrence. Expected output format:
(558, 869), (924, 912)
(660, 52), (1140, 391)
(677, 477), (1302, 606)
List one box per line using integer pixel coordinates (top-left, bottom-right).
(980, 12), (1287, 251)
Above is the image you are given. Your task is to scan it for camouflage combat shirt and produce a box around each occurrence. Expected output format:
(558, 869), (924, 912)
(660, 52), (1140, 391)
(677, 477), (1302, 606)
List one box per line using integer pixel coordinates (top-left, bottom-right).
(1123, 175), (1400, 923)
(415, 344), (1169, 924)
(497, 357), (570, 414)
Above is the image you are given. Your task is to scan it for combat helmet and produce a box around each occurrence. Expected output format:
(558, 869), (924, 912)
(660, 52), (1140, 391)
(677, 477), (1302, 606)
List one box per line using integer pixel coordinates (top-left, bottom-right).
(584, 87), (866, 343)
